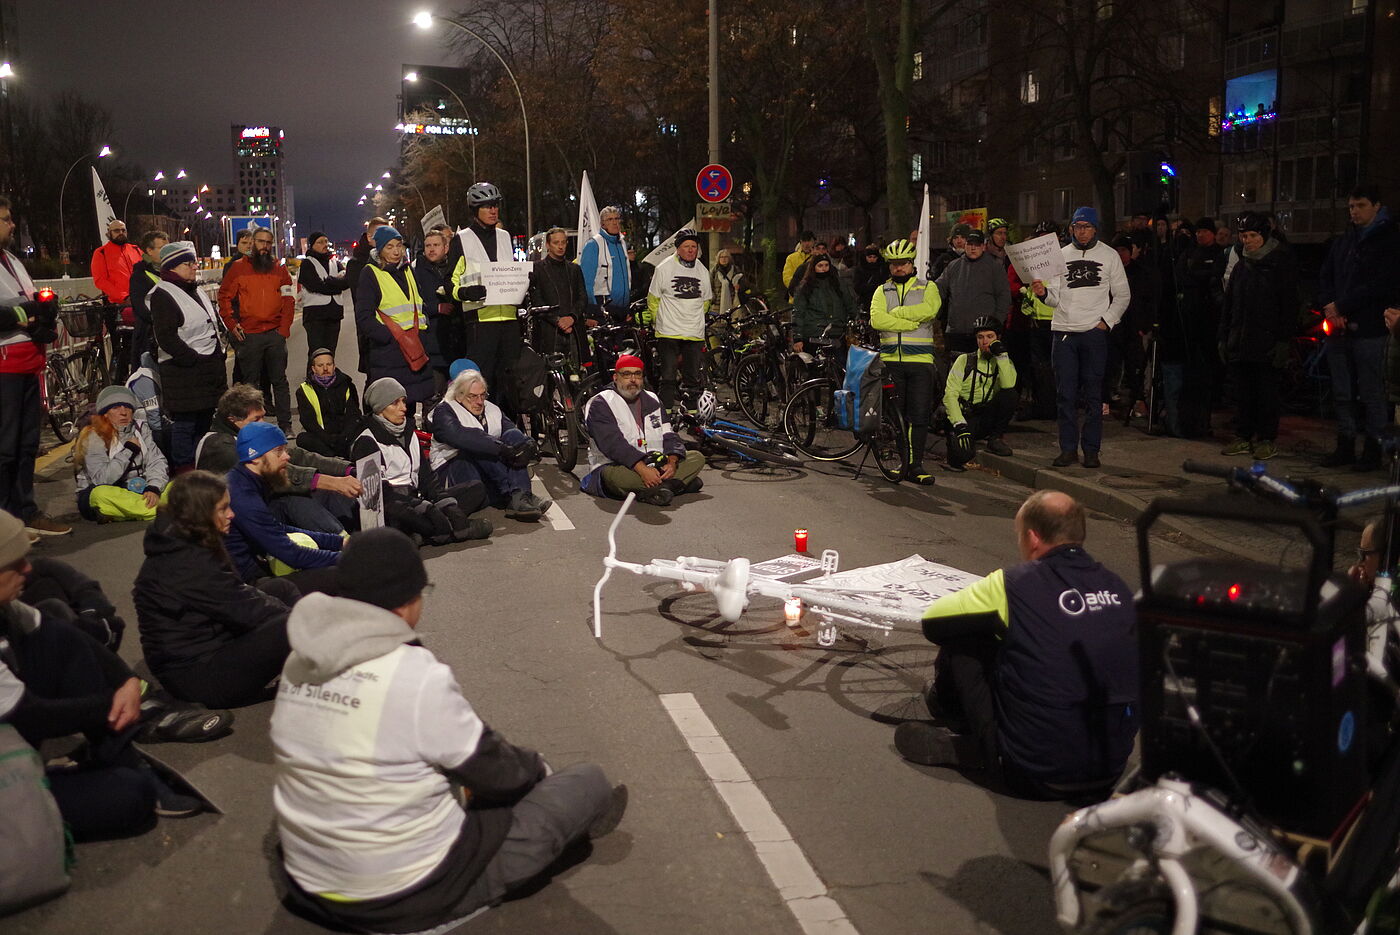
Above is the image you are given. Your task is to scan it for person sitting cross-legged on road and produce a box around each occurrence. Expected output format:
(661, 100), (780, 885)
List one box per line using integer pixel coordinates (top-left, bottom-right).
(294, 348), (361, 460)
(942, 316), (1017, 472)
(895, 491), (1139, 800)
(429, 368), (551, 522)
(580, 355), (705, 507)
(271, 528), (627, 934)
(75, 386), (169, 523)
(352, 377), (492, 546)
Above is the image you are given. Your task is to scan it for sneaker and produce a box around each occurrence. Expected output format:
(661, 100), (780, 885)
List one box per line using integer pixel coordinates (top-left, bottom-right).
(136, 701), (234, 744)
(461, 518), (493, 540)
(152, 778), (204, 818)
(588, 783), (629, 839)
(505, 491), (542, 521)
(905, 466), (936, 486)
(526, 493), (554, 514)
(1082, 451), (1101, 469)
(894, 722), (961, 767)
(634, 486), (674, 506)
(1051, 450), (1078, 468)
(682, 476), (704, 495)
(1221, 437), (1252, 457)
(25, 513), (72, 537)
(1252, 440), (1277, 461)
(985, 437), (1012, 457)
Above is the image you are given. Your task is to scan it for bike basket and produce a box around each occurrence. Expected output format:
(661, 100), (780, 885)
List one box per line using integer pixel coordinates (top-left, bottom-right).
(59, 305), (105, 339)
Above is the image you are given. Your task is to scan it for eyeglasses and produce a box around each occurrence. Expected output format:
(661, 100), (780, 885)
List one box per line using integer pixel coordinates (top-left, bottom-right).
(464, 391), (488, 401)
(1070, 223), (1094, 231)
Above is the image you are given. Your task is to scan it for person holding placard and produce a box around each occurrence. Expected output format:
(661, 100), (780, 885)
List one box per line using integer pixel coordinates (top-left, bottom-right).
(451, 182), (521, 408)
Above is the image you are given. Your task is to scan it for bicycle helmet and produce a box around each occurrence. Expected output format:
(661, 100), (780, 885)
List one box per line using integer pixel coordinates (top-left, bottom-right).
(970, 316), (1000, 335)
(466, 182), (502, 206)
(882, 239), (917, 261)
(986, 218), (1009, 234)
(1033, 220), (1060, 237)
(696, 389), (717, 425)
(674, 229), (700, 248)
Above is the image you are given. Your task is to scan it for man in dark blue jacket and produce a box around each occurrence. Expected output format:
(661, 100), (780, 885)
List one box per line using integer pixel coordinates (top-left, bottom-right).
(895, 490), (1138, 799)
(225, 422), (343, 594)
(1319, 185), (1400, 471)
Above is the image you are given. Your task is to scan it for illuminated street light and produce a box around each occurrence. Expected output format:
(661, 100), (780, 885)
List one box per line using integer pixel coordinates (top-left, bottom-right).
(0, 62), (13, 79)
(402, 69), (477, 178)
(176, 169), (188, 179)
(97, 145), (113, 158)
(382, 171), (392, 179)
(59, 144), (114, 256)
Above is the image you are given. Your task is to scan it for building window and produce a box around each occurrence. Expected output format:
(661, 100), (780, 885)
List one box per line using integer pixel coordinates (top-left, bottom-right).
(913, 51), (923, 81)
(1160, 32), (1185, 71)
(1053, 122), (1076, 161)
(1021, 139), (1041, 165)
(1054, 187), (1073, 220)
(1208, 95), (1222, 138)
(1018, 191), (1039, 224)
(911, 154), (923, 181)
(1019, 70), (1040, 104)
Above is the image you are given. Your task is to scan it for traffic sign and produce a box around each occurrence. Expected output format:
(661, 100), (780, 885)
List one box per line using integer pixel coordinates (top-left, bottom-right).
(696, 164), (733, 203)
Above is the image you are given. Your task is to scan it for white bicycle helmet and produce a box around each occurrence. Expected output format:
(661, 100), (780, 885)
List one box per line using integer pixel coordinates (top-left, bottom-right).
(696, 389), (717, 425)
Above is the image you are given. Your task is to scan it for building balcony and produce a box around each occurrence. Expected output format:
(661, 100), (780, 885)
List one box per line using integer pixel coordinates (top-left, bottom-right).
(1224, 25), (1277, 79)
(1281, 10), (1366, 66)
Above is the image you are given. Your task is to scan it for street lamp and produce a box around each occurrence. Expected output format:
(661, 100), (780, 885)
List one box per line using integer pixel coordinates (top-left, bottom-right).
(58, 144), (113, 258)
(414, 10), (532, 235)
(403, 69), (478, 180)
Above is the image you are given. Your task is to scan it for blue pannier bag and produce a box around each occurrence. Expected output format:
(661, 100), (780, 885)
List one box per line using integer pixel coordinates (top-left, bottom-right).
(833, 344), (883, 441)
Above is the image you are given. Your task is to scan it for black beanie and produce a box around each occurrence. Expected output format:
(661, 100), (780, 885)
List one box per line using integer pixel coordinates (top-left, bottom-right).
(307, 231), (327, 250)
(336, 528), (428, 610)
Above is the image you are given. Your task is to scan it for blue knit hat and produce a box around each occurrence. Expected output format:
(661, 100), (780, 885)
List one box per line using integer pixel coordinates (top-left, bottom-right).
(372, 225), (403, 253)
(1071, 206), (1099, 229)
(448, 358), (481, 380)
(236, 421), (288, 463)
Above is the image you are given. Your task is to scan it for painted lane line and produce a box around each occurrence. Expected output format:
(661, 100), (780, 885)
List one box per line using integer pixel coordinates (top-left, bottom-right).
(659, 692), (859, 935)
(532, 476), (574, 530)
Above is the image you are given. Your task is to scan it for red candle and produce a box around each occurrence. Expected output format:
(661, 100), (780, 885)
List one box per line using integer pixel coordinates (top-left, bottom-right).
(794, 529), (809, 553)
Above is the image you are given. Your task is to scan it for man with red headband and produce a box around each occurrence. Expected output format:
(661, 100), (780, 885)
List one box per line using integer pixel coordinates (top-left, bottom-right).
(580, 355), (705, 506)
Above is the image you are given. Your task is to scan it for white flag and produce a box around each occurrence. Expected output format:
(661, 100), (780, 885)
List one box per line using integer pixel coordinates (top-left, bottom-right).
(575, 171), (600, 260)
(914, 184), (931, 280)
(642, 218), (697, 267)
(92, 167), (117, 238)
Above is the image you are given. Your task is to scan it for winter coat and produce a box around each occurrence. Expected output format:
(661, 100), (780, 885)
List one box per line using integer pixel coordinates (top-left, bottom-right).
(935, 253), (1013, 337)
(197, 416), (349, 496)
(225, 464), (344, 582)
(350, 415), (443, 501)
(1318, 209), (1400, 338)
(90, 241), (141, 304)
(218, 257), (295, 337)
(149, 276), (228, 414)
(1219, 240), (1300, 366)
(792, 275), (857, 341)
(134, 513), (291, 677)
(354, 262), (435, 405)
(411, 257), (456, 368)
(297, 250), (351, 323)
(529, 255), (587, 325)
(296, 367), (361, 458)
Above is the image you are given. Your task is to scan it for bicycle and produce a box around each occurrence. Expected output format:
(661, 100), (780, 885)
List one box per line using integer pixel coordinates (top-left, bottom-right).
(519, 305), (582, 472)
(780, 345), (907, 484)
(42, 298), (109, 442)
(670, 385), (805, 468)
(731, 309), (805, 431)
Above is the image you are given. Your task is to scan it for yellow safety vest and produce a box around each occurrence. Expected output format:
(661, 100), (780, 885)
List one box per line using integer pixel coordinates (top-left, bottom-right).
(872, 278), (940, 364)
(367, 265), (426, 333)
(298, 382), (351, 429)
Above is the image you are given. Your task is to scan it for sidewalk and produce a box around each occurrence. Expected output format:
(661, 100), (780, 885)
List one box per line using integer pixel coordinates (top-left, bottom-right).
(965, 412), (1380, 561)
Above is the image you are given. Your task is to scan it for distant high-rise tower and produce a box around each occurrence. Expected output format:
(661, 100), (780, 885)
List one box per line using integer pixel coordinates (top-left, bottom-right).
(231, 124), (287, 218)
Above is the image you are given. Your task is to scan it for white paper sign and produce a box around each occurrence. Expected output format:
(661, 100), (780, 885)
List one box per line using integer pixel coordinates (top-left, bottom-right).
(480, 262), (533, 306)
(420, 204), (446, 236)
(819, 554), (982, 623)
(1005, 232), (1068, 284)
(642, 219), (698, 267)
(356, 454), (384, 530)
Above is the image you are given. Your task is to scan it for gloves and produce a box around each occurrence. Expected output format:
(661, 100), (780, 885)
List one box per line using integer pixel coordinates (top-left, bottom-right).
(988, 340), (1007, 357)
(457, 284), (487, 302)
(436, 285), (448, 297)
(501, 439), (536, 469)
(123, 440), (143, 456)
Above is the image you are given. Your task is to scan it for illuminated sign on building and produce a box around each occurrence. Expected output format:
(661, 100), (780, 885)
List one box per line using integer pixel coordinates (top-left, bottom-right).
(395, 122), (478, 137)
(241, 127), (271, 138)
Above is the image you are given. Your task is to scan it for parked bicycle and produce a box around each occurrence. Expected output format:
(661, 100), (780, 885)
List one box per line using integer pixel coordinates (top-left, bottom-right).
(519, 304), (582, 472)
(781, 341), (907, 484)
(731, 309), (804, 431)
(671, 385), (804, 468)
(42, 297), (109, 442)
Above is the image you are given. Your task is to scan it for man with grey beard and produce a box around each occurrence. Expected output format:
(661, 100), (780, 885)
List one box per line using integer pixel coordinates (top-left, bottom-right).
(579, 354), (704, 506)
(218, 227), (296, 431)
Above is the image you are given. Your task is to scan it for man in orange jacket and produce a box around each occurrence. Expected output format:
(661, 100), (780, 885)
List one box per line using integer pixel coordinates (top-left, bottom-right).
(218, 227), (295, 431)
(91, 219), (142, 380)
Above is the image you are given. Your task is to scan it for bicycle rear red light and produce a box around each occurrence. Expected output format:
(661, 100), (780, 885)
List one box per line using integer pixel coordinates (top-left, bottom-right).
(37, 288), (55, 302)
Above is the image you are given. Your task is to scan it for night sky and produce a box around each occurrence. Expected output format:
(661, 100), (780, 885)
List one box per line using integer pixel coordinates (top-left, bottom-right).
(15, 1), (457, 240)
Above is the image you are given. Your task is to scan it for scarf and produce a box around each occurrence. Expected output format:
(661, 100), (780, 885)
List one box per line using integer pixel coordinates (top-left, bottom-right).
(1243, 237), (1279, 262)
(312, 373), (337, 388)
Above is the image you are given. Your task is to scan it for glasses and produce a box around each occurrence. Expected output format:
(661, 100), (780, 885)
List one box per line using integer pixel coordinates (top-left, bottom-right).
(1070, 223), (1094, 231)
(464, 391), (488, 401)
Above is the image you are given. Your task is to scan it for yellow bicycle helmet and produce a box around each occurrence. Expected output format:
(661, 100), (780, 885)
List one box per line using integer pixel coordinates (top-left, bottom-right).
(882, 239), (917, 261)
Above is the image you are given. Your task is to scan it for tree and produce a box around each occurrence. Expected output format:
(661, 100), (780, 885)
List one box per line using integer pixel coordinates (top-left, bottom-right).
(864, 0), (917, 236)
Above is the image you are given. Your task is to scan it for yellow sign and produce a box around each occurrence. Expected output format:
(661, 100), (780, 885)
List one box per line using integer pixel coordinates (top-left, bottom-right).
(944, 207), (987, 231)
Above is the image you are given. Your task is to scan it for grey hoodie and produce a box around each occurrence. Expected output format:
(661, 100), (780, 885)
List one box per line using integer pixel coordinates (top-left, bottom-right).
(935, 253), (1012, 336)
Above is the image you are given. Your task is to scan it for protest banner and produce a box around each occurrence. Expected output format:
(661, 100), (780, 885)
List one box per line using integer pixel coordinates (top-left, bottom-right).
(1005, 232), (1068, 284)
(480, 262), (533, 306)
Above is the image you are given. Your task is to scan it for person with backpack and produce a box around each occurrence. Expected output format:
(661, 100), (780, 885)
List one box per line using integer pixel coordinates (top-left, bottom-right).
(354, 226), (434, 424)
(870, 239), (942, 485)
(942, 317), (1017, 471)
(74, 386), (169, 523)
(295, 349), (360, 459)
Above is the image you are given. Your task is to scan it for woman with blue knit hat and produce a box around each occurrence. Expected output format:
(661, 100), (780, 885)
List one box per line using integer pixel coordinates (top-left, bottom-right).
(353, 226), (434, 423)
(75, 385), (169, 522)
(148, 239), (227, 470)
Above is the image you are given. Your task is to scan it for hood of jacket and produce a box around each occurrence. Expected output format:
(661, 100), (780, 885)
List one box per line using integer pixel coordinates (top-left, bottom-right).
(142, 512), (195, 559)
(283, 592), (417, 686)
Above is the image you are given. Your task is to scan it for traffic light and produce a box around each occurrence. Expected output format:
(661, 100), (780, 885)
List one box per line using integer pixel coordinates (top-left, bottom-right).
(1158, 160), (1179, 213)
(1126, 151), (1178, 216)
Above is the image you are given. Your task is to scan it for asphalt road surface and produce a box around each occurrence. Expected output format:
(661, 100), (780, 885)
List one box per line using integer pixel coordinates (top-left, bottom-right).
(10, 314), (1199, 935)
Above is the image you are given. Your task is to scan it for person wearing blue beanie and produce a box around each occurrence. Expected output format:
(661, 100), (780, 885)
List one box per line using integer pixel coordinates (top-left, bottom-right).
(448, 358), (481, 381)
(354, 224), (435, 419)
(372, 226), (403, 255)
(1070, 206), (1099, 230)
(236, 421), (289, 463)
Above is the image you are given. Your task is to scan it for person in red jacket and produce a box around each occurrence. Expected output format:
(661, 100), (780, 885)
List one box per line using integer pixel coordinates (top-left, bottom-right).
(91, 219), (143, 381)
(218, 227), (295, 432)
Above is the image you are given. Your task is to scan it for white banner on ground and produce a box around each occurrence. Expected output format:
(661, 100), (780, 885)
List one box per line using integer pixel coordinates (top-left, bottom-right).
(420, 204), (446, 236)
(575, 171), (600, 261)
(356, 454), (384, 530)
(642, 218), (697, 267)
(818, 555), (982, 623)
(480, 261), (533, 306)
(1006, 232), (1068, 284)
(92, 168), (116, 237)
(914, 184), (930, 279)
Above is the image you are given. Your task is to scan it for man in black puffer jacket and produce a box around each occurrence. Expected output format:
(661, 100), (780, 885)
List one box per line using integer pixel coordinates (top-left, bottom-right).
(1218, 213), (1300, 462)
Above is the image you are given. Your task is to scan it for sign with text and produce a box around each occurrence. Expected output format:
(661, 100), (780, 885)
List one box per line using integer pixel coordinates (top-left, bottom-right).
(1005, 232), (1068, 284)
(696, 202), (733, 233)
(480, 261), (533, 306)
(356, 454), (384, 530)
(695, 164), (733, 203)
(420, 204), (446, 235)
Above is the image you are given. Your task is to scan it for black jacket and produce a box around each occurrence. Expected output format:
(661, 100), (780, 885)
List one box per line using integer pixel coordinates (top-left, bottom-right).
(20, 557), (127, 651)
(1220, 241), (1300, 365)
(128, 260), (161, 360)
(133, 514), (291, 677)
(1318, 209), (1400, 338)
(529, 255), (587, 325)
(298, 249), (350, 323)
(149, 276), (228, 414)
(295, 366), (361, 457)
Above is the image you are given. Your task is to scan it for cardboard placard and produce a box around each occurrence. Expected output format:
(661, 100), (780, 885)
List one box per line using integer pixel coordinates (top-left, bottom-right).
(1005, 232), (1068, 284)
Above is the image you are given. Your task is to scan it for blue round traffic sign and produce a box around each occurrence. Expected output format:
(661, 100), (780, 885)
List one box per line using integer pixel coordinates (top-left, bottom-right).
(696, 164), (733, 203)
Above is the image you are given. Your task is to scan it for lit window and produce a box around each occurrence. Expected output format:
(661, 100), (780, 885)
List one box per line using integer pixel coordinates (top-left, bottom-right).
(913, 52), (923, 81)
(1019, 70), (1040, 104)
(911, 154), (923, 181)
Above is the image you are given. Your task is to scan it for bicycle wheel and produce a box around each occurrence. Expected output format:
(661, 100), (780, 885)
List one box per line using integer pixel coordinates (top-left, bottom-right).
(734, 353), (782, 430)
(781, 380), (862, 461)
(547, 373), (580, 471)
(575, 374), (606, 443)
(871, 405), (906, 483)
(43, 358), (79, 441)
(703, 426), (805, 467)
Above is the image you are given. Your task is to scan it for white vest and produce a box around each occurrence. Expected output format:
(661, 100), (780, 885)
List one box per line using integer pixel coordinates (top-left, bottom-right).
(150, 281), (222, 362)
(299, 253), (350, 311)
(585, 388), (669, 472)
(429, 397), (503, 471)
(356, 425), (420, 489)
(0, 249), (37, 348)
(589, 231), (628, 299)
(458, 226), (513, 269)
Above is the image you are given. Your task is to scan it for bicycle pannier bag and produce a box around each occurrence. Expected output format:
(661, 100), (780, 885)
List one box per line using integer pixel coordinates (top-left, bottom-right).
(506, 344), (550, 413)
(835, 344), (883, 441)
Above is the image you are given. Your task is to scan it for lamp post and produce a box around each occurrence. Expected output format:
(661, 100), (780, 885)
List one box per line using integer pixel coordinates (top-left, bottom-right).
(123, 168), (185, 225)
(414, 10), (532, 235)
(58, 144), (113, 259)
(404, 69), (477, 180)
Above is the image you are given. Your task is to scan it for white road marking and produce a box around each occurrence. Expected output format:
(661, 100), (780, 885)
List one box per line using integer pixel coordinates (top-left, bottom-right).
(533, 475), (575, 530)
(659, 692), (860, 935)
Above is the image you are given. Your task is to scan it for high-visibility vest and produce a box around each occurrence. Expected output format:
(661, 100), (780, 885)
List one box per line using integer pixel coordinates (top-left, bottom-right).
(366, 265), (426, 333)
(458, 226), (516, 322)
(150, 281), (222, 361)
(876, 279), (937, 364)
(298, 382), (351, 430)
